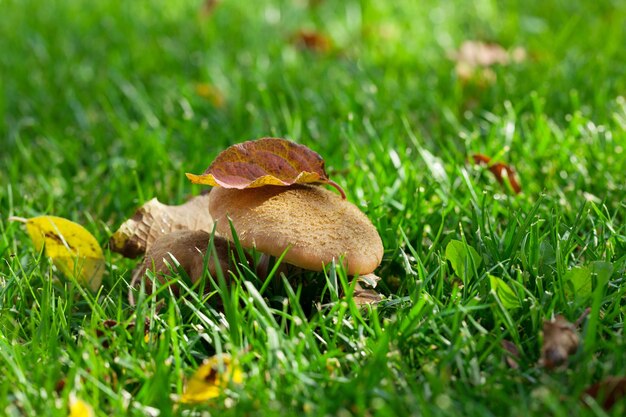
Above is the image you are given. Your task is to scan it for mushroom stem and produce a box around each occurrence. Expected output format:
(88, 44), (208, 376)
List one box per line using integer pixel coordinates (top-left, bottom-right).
(325, 179), (346, 199)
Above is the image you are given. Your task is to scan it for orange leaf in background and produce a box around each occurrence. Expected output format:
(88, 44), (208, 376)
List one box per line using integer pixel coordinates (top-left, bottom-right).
(292, 30), (332, 53)
(582, 376), (626, 411)
(472, 154), (521, 194)
(180, 355), (243, 404)
(195, 83), (225, 108)
(186, 138), (346, 198)
(200, 0), (220, 17)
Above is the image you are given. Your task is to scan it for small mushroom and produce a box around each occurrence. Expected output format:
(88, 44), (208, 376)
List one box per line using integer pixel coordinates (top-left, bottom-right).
(130, 230), (248, 297)
(208, 184), (383, 275)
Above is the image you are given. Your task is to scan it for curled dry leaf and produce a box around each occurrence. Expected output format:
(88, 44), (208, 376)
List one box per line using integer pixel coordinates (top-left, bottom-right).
(582, 376), (626, 411)
(357, 273), (381, 289)
(109, 194), (213, 258)
(450, 41), (526, 83)
(186, 138), (346, 198)
(180, 354), (243, 404)
(540, 315), (579, 370)
(131, 230), (250, 297)
(472, 154), (522, 194)
(501, 340), (520, 370)
(291, 30), (332, 53)
(351, 275), (384, 306)
(10, 215), (104, 291)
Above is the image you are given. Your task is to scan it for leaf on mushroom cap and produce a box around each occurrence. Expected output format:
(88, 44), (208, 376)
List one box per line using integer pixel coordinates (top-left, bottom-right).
(209, 185), (383, 275)
(186, 138), (345, 198)
(109, 194), (213, 258)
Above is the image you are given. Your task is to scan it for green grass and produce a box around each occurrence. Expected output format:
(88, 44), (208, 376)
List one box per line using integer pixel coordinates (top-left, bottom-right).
(1, 0), (626, 415)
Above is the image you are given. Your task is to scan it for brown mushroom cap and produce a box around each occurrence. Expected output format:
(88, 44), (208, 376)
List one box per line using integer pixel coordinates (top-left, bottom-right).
(208, 185), (383, 275)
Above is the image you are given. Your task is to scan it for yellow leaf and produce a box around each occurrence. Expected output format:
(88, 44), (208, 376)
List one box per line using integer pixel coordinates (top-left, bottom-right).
(180, 354), (243, 404)
(69, 398), (95, 417)
(13, 216), (104, 291)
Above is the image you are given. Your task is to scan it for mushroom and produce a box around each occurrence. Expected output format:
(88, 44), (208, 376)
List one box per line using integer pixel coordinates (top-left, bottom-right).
(208, 184), (383, 275)
(130, 230), (250, 298)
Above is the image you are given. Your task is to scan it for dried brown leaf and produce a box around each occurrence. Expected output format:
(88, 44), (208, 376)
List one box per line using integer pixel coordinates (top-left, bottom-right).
(357, 273), (381, 289)
(540, 315), (579, 370)
(109, 194), (213, 258)
(582, 376), (626, 411)
(352, 280), (383, 306)
(501, 340), (520, 370)
(450, 41), (526, 83)
(186, 138), (345, 198)
(452, 41), (510, 68)
(292, 30), (332, 53)
(472, 154), (522, 194)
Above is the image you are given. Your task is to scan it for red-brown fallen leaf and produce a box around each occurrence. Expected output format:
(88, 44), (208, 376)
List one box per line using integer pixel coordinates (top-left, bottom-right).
(186, 138), (346, 198)
(291, 30), (332, 53)
(472, 154), (522, 194)
(501, 340), (520, 370)
(540, 315), (579, 370)
(582, 376), (626, 410)
(200, 0), (220, 17)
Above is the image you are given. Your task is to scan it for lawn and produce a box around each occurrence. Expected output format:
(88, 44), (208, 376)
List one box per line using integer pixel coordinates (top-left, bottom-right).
(1, 0), (625, 415)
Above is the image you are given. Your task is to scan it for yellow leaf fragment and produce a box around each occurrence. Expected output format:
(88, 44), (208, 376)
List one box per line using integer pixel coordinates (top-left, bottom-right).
(69, 398), (95, 417)
(180, 354), (243, 404)
(16, 216), (104, 291)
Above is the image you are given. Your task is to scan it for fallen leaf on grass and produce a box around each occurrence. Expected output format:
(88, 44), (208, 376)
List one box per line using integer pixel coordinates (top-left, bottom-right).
(501, 340), (520, 370)
(10, 215), (104, 291)
(450, 41), (526, 82)
(186, 138), (346, 198)
(291, 30), (332, 53)
(357, 273), (381, 289)
(180, 354), (243, 404)
(489, 275), (521, 309)
(200, 0), (220, 17)
(109, 194), (213, 258)
(445, 239), (482, 285)
(195, 83), (225, 107)
(582, 376), (626, 411)
(69, 397), (94, 417)
(472, 154), (522, 193)
(351, 274), (383, 306)
(540, 315), (579, 370)
(131, 231), (250, 296)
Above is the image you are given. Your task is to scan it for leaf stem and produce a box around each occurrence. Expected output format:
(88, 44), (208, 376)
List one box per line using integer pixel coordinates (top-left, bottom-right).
(326, 180), (346, 199)
(8, 216), (28, 223)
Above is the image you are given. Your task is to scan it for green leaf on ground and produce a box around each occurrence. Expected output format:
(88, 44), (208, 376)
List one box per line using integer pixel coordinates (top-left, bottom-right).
(445, 240), (482, 284)
(489, 275), (521, 310)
